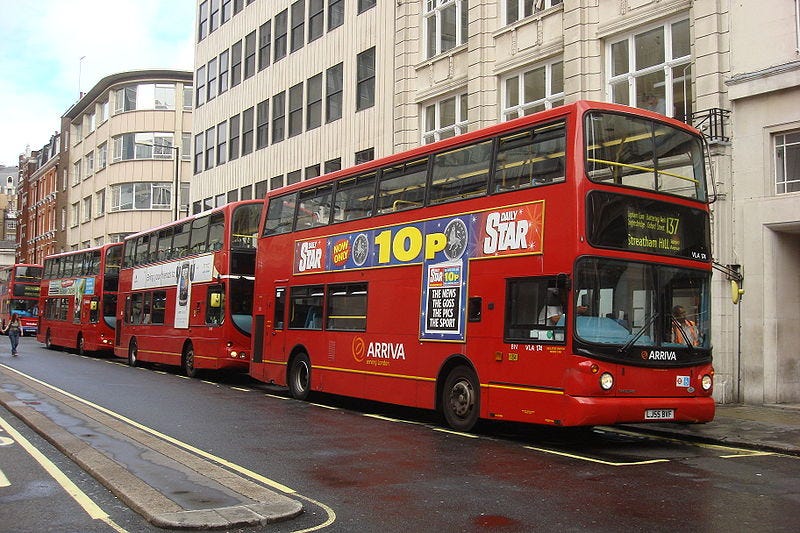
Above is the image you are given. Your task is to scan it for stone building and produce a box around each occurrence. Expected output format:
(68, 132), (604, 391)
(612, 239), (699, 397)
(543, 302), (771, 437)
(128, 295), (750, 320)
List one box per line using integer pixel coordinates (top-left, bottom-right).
(189, 0), (799, 405)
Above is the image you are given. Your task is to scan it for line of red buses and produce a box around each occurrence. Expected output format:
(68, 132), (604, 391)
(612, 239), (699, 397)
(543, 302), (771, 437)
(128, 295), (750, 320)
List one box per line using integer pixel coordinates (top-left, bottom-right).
(0, 264), (42, 336)
(33, 101), (715, 431)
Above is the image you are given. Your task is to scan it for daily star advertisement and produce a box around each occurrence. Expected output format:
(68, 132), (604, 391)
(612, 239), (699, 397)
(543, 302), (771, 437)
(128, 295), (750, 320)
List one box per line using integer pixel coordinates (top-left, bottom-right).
(292, 201), (545, 341)
(132, 254), (216, 329)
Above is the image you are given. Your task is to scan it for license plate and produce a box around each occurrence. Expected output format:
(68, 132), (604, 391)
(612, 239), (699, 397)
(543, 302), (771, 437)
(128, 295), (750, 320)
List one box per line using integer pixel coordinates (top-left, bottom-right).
(645, 409), (675, 420)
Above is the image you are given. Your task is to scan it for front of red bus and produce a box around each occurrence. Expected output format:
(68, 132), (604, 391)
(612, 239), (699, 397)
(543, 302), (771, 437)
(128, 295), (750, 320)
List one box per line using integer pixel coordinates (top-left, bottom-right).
(565, 102), (714, 426)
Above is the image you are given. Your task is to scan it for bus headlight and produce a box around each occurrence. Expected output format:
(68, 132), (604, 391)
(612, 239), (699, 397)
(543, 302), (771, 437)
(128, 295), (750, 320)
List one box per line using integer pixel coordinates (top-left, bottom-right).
(230, 350), (238, 358)
(701, 374), (713, 391)
(599, 372), (614, 390)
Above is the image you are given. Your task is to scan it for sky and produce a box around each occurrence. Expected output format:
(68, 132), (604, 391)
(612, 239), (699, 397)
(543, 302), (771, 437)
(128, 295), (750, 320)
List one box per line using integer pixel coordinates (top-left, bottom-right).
(0, 0), (195, 166)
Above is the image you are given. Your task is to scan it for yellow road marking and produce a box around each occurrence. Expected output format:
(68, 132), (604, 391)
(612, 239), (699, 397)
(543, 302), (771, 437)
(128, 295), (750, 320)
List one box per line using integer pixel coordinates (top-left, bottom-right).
(524, 445), (669, 466)
(0, 414), (127, 532)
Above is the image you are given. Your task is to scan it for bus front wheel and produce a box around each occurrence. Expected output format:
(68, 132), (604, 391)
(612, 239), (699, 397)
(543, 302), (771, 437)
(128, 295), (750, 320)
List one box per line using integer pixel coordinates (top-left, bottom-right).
(45, 330), (54, 350)
(441, 366), (480, 432)
(288, 353), (311, 400)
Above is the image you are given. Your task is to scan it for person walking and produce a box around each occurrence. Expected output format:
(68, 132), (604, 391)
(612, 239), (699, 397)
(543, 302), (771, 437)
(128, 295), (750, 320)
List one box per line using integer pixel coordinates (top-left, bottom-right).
(3, 313), (21, 356)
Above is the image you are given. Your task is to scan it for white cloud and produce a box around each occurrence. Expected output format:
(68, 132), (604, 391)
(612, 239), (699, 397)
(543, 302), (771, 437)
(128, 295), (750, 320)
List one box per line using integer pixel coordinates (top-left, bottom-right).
(0, 0), (194, 165)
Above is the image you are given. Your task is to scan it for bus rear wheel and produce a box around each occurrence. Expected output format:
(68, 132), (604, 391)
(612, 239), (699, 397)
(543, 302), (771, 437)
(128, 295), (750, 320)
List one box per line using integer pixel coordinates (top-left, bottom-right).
(441, 365), (480, 432)
(128, 340), (138, 367)
(77, 335), (85, 356)
(288, 353), (311, 400)
(45, 330), (54, 350)
(183, 343), (199, 378)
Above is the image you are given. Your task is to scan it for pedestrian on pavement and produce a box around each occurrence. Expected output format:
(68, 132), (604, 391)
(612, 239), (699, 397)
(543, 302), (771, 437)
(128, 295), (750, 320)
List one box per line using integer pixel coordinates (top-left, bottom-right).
(3, 313), (21, 356)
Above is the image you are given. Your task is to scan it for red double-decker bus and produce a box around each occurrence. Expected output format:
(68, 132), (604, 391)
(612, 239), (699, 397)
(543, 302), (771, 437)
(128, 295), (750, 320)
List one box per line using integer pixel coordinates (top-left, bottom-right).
(250, 100), (715, 431)
(113, 200), (263, 377)
(38, 243), (122, 355)
(0, 264), (43, 336)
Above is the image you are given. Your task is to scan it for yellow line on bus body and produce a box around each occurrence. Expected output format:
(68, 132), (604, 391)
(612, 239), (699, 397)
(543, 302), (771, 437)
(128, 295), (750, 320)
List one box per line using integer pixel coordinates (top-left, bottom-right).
(0, 414), (127, 532)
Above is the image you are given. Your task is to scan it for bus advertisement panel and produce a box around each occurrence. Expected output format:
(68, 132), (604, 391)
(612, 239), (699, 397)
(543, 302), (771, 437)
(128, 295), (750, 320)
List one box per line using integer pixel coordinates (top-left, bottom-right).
(114, 200), (262, 377)
(38, 244), (122, 354)
(0, 264), (43, 335)
(250, 100), (715, 432)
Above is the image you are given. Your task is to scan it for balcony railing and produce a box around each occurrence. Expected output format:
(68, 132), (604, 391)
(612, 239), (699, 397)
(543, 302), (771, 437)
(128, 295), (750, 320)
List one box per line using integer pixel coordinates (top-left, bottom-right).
(690, 108), (731, 144)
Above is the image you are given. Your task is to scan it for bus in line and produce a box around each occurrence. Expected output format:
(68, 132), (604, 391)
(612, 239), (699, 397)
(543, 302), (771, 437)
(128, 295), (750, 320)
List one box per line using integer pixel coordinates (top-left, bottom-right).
(0, 264), (43, 336)
(38, 243), (122, 355)
(113, 199), (263, 377)
(249, 100), (715, 431)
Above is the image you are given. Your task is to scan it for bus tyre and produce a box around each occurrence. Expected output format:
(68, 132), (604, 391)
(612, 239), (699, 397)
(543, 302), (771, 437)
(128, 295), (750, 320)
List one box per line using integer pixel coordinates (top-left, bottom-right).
(442, 366), (480, 432)
(128, 340), (138, 367)
(183, 343), (199, 378)
(288, 353), (311, 401)
(77, 335), (85, 356)
(45, 330), (54, 350)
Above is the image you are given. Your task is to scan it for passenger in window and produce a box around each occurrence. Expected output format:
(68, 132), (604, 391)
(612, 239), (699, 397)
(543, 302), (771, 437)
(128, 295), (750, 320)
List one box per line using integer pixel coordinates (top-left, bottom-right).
(671, 305), (700, 346)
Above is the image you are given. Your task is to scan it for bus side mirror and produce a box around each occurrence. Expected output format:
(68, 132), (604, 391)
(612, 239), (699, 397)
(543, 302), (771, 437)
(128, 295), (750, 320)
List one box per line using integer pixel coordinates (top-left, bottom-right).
(210, 293), (222, 308)
(731, 280), (744, 305)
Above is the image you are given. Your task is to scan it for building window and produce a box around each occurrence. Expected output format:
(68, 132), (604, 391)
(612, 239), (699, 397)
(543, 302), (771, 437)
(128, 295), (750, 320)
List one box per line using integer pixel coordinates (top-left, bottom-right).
(85, 151), (95, 176)
(326, 62), (343, 122)
(205, 128), (216, 169)
(183, 85), (193, 110)
(194, 133), (204, 174)
(229, 114), (241, 161)
(309, 0), (324, 42)
(73, 161), (82, 186)
(775, 131), (800, 194)
(274, 9), (288, 61)
(207, 58), (218, 101)
(99, 100), (109, 123)
(196, 67), (207, 107)
(98, 143), (107, 170)
(307, 73), (323, 130)
(217, 121), (228, 165)
(289, 83), (304, 137)
(355, 148), (374, 165)
(423, 93), (468, 144)
(356, 47), (375, 111)
(198, 1), (209, 41)
(328, 0), (344, 30)
(210, 0), (220, 32)
(305, 164), (321, 180)
(112, 133), (175, 162)
(291, 0), (305, 53)
(324, 157), (341, 174)
(287, 169), (302, 185)
(115, 83), (177, 112)
(242, 107), (255, 155)
(244, 30), (257, 79)
(231, 40), (243, 87)
(272, 91), (287, 143)
(505, 0), (562, 25)
(96, 190), (105, 216)
(608, 19), (692, 121)
(358, 0), (376, 14)
(502, 60), (564, 120)
(424, 0), (468, 58)
(257, 99), (270, 149)
(82, 196), (92, 222)
(111, 183), (172, 212)
(182, 133), (192, 160)
(219, 50), (230, 94)
(259, 21), (271, 71)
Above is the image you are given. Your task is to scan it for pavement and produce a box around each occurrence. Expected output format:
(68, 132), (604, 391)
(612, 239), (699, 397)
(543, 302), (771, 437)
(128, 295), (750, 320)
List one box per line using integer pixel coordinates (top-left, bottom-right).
(624, 402), (800, 456)
(2, 361), (800, 529)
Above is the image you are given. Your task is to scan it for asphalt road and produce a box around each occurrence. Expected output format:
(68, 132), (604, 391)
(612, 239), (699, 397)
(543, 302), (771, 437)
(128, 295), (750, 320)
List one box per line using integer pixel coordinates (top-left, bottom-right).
(1, 337), (799, 532)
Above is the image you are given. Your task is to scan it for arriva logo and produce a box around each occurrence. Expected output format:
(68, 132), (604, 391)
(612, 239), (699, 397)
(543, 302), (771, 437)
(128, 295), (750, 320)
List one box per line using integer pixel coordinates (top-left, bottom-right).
(353, 336), (406, 363)
(641, 350), (678, 361)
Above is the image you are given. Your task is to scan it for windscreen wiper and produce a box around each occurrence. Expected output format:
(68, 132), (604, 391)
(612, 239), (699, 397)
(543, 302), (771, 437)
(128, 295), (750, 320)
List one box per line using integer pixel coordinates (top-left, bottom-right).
(617, 312), (658, 355)
(669, 315), (696, 354)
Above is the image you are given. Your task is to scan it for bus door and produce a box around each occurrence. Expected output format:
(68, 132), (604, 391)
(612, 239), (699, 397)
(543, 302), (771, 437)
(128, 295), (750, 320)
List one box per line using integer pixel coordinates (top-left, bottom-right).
(265, 286), (287, 362)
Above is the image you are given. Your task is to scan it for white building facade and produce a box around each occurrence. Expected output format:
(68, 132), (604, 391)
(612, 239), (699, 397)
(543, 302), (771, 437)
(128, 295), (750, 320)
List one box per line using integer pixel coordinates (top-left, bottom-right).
(192, 0), (800, 406)
(62, 70), (194, 249)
